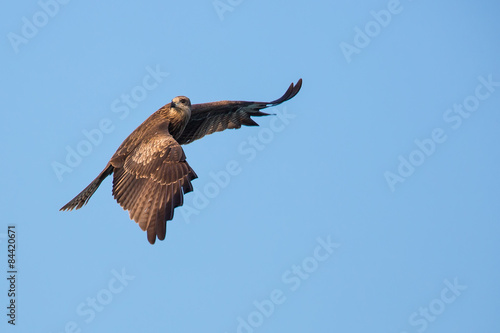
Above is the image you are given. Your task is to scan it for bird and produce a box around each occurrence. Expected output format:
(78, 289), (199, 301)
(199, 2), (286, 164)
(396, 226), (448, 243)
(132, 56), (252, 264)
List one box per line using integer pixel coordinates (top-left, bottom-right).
(60, 79), (302, 244)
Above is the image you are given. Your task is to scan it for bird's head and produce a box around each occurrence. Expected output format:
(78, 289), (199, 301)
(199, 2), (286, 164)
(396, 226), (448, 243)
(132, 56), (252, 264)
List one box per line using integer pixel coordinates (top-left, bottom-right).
(171, 96), (191, 111)
(170, 96), (192, 120)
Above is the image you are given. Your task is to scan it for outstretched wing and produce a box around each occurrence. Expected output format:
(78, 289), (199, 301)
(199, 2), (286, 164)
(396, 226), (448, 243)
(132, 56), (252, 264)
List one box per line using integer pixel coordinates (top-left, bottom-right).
(111, 132), (197, 244)
(176, 79), (302, 145)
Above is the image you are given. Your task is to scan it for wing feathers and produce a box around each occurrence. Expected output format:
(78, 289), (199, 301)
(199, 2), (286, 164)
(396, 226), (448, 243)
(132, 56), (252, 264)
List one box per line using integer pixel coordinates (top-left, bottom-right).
(111, 133), (197, 244)
(155, 186), (167, 241)
(268, 78), (302, 105)
(177, 79), (301, 145)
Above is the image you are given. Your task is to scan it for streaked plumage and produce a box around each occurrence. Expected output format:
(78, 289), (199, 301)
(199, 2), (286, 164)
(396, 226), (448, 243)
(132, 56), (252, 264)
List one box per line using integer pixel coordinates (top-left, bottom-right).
(60, 79), (302, 244)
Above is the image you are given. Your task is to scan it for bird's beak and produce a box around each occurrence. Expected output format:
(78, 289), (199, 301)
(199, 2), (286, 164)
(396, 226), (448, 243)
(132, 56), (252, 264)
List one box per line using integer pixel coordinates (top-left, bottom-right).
(171, 100), (176, 108)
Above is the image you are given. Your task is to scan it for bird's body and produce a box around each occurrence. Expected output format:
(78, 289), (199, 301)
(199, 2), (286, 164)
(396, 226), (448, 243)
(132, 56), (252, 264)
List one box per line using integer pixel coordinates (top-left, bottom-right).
(61, 79), (302, 244)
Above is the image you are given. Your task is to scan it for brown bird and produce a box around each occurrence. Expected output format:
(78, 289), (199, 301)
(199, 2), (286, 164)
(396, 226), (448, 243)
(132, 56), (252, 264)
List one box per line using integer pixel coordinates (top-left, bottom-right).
(60, 79), (302, 244)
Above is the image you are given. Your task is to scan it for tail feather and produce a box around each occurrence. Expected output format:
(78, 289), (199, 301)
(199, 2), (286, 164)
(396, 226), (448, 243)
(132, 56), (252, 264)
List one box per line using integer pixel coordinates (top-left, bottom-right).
(60, 164), (114, 211)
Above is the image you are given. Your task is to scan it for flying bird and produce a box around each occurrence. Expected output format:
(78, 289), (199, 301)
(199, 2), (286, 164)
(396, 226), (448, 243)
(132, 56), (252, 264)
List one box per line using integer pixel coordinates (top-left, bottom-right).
(60, 79), (302, 244)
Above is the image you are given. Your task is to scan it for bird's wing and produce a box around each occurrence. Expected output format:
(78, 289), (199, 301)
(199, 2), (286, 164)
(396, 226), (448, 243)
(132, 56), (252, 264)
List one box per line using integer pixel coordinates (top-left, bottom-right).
(111, 131), (197, 244)
(110, 110), (168, 164)
(176, 79), (302, 145)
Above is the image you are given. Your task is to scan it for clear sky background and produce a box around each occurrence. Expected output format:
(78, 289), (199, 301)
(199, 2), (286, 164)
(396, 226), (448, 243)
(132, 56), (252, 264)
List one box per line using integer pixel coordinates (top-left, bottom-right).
(1, 1), (500, 332)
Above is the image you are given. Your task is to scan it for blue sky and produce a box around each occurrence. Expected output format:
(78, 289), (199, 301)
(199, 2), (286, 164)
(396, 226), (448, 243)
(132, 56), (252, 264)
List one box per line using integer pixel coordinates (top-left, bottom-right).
(1, 0), (500, 332)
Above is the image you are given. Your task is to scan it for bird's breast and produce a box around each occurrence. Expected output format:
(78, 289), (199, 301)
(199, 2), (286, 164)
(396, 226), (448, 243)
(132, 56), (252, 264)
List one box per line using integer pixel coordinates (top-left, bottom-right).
(168, 109), (191, 140)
